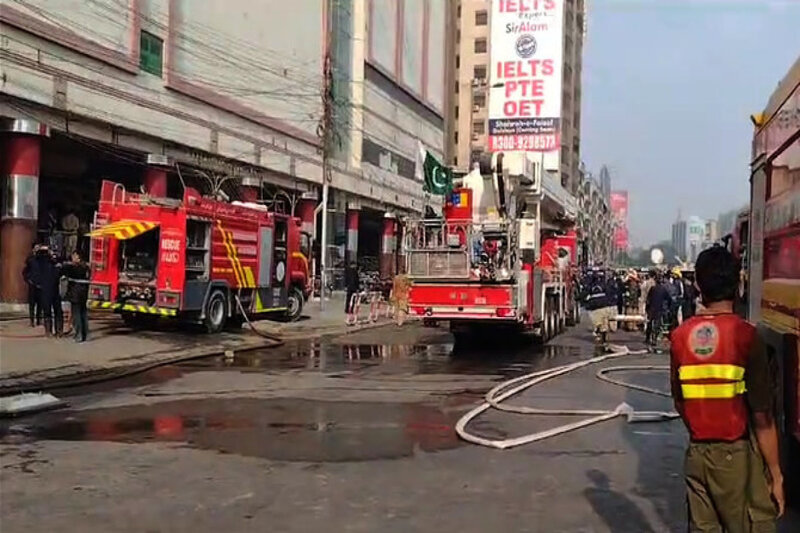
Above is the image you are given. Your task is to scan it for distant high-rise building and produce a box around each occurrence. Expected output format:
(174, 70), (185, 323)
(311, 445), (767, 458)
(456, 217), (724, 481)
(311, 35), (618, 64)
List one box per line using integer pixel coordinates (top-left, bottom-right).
(599, 165), (612, 200)
(672, 215), (709, 263)
(450, 0), (586, 193)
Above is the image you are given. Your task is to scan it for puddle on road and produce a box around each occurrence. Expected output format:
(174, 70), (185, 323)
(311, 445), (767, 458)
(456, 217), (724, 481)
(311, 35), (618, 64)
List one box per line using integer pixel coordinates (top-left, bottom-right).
(0, 398), (463, 462)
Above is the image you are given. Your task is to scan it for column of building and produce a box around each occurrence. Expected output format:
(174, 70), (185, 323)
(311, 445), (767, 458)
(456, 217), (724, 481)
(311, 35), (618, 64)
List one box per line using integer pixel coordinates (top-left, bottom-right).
(0, 119), (50, 304)
(345, 203), (359, 266)
(380, 213), (397, 279)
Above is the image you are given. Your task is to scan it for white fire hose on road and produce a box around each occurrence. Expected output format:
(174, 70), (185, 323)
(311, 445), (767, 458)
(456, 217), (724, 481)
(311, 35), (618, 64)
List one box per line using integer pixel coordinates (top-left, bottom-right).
(455, 345), (680, 450)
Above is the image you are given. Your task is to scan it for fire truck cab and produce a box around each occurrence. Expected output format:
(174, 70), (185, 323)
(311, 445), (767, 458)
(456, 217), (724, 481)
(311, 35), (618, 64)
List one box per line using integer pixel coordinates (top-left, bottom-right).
(88, 180), (311, 332)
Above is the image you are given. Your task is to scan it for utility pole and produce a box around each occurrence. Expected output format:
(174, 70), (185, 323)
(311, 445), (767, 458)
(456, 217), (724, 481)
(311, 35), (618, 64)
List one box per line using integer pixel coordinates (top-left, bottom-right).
(318, 0), (334, 310)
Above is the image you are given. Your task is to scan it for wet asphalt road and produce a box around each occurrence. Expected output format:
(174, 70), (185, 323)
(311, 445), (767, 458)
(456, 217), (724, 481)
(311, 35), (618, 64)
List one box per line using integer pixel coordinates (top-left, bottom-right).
(1, 323), (798, 532)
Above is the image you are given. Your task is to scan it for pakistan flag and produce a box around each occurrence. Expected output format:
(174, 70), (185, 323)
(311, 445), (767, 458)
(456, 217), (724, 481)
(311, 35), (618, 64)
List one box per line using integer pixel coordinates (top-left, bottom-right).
(416, 142), (453, 195)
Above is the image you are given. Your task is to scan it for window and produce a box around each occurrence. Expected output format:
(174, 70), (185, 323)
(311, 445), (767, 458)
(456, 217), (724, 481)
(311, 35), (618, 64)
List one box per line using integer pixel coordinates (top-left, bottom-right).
(139, 31), (163, 77)
(454, 105), (459, 119)
(473, 65), (487, 80)
(455, 81), (459, 93)
(454, 131), (458, 144)
(475, 10), (488, 26)
(456, 55), (460, 69)
(473, 93), (486, 107)
(474, 38), (487, 54)
(472, 121), (485, 134)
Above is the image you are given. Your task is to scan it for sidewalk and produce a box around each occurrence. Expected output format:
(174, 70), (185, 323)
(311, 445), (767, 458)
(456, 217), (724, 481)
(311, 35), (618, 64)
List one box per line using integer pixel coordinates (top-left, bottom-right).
(0, 293), (392, 393)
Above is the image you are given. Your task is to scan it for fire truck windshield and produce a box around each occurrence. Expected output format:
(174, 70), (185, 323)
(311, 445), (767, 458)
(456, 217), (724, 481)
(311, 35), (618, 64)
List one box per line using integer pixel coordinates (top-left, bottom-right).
(120, 229), (159, 280)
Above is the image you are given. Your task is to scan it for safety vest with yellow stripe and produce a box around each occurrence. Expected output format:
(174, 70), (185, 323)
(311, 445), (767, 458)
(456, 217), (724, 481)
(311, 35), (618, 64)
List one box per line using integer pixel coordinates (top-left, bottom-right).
(673, 314), (754, 442)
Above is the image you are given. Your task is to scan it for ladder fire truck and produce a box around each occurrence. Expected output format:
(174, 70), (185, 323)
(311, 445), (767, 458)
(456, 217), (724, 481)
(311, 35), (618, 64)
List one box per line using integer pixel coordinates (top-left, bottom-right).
(405, 153), (579, 340)
(87, 180), (311, 332)
(747, 59), (800, 502)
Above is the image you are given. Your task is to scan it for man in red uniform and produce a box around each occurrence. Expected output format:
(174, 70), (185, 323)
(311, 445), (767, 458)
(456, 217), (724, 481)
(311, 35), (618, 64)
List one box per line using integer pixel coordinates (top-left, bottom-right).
(670, 247), (784, 532)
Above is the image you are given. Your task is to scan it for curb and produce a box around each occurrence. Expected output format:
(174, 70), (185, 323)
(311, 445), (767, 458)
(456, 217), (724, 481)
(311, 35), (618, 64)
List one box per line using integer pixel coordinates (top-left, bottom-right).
(0, 318), (395, 395)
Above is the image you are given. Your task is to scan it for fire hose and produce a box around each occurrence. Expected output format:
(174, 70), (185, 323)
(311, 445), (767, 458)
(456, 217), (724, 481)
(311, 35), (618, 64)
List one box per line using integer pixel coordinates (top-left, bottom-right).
(233, 294), (284, 345)
(455, 344), (679, 449)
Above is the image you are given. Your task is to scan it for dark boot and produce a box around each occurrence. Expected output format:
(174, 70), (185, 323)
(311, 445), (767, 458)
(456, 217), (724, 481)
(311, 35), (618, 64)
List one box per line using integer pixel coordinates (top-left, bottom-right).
(43, 319), (53, 337)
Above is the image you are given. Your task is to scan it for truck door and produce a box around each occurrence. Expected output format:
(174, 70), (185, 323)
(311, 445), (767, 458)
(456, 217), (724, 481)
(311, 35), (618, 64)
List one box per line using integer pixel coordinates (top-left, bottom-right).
(272, 218), (289, 306)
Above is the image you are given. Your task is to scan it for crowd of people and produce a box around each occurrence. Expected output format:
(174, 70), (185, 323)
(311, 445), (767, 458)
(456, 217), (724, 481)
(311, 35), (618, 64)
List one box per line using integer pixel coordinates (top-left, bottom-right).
(579, 264), (700, 348)
(22, 244), (91, 342)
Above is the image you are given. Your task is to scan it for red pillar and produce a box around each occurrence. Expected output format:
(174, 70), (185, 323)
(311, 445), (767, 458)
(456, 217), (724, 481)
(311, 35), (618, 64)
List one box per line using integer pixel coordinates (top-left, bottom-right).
(143, 154), (170, 197)
(239, 176), (260, 203)
(380, 213), (397, 279)
(396, 220), (405, 274)
(0, 119), (49, 304)
(143, 167), (168, 197)
(346, 205), (359, 265)
(296, 193), (317, 236)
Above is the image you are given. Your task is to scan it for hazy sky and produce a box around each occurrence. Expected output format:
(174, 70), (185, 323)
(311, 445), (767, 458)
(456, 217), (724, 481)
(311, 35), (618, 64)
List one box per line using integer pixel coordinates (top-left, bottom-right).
(581, 0), (800, 247)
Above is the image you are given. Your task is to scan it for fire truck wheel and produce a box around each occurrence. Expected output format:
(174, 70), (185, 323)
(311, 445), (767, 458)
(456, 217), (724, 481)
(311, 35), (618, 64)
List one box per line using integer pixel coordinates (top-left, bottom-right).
(203, 290), (228, 333)
(285, 287), (304, 322)
(542, 300), (552, 341)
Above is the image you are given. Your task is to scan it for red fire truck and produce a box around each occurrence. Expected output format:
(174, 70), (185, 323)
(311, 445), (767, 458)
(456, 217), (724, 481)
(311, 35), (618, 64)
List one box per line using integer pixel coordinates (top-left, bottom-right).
(87, 180), (311, 332)
(405, 153), (579, 340)
(747, 59), (799, 500)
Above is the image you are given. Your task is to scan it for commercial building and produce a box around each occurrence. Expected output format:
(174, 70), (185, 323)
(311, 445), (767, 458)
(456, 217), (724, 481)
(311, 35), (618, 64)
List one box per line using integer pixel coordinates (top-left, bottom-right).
(671, 215), (707, 263)
(449, 0), (585, 194)
(576, 167), (613, 266)
(0, 0), (451, 304)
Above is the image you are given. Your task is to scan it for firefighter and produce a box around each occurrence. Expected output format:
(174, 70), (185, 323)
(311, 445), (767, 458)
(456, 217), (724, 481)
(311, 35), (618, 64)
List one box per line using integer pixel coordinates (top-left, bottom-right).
(31, 245), (64, 337)
(61, 251), (91, 343)
(645, 272), (671, 348)
(670, 247), (783, 532)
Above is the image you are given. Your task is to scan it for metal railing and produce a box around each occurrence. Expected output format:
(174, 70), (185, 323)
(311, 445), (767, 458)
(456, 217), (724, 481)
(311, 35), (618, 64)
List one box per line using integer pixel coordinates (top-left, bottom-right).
(404, 218), (511, 280)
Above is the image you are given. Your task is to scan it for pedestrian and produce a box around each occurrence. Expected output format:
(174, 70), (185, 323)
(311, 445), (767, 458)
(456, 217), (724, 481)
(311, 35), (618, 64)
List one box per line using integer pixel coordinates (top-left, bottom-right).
(390, 272), (410, 326)
(31, 245), (63, 337)
(22, 243), (42, 327)
(645, 272), (672, 348)
(682, 274), (697, 320)
(344, 261), (359, 316)
(61, 251), (90, 342)
(670, 247), (783, 532)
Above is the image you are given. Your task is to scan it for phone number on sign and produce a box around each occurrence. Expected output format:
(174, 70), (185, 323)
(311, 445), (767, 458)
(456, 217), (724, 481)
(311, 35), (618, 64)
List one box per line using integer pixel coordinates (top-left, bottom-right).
(489, 134), (559, 152)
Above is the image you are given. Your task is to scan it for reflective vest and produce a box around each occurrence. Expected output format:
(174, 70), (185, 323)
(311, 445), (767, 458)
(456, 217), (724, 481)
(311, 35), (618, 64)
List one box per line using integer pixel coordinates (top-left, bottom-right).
(671, 313), (754, 442)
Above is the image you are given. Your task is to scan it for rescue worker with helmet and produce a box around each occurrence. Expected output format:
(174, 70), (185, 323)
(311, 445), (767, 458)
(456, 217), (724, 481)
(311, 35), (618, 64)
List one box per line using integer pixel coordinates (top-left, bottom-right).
(670, 247), (783, 532)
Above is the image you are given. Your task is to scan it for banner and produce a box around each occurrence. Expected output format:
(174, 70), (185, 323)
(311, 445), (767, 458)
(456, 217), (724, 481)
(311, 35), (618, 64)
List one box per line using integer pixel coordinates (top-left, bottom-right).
(610, 191), (629, 251)
(488, 0), (563, 153)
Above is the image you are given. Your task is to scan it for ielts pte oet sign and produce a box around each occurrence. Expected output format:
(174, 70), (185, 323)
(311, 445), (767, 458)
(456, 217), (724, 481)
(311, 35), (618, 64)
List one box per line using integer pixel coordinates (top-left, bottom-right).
(488, 0), (563, 153)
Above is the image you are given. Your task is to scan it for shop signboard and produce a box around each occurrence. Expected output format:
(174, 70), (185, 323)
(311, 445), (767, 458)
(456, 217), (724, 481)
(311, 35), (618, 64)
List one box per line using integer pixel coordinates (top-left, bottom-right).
(488, 0), (563, 153)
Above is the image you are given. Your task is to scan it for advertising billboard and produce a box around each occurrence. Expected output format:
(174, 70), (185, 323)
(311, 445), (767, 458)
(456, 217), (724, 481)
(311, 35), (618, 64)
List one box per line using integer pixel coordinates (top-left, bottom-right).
(610, 191), (629, 251)
(488, 0), (563, 153)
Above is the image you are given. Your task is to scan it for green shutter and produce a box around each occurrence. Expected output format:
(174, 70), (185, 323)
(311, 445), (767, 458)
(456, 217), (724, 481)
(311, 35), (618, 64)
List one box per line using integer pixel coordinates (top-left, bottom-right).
(139, 31), (163, 77)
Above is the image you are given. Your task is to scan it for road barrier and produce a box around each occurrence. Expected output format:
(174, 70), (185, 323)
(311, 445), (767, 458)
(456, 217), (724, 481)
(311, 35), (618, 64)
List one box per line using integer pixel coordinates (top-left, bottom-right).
(346, 291), (394, 325)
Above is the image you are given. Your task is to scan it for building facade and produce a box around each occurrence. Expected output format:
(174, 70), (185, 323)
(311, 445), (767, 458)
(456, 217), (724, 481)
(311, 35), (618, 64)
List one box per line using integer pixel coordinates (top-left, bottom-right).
(449, 0), (585, 193)
(672, 215), (707, 264)
(0, 0), (451, 303)
(576, 167), (613, 266)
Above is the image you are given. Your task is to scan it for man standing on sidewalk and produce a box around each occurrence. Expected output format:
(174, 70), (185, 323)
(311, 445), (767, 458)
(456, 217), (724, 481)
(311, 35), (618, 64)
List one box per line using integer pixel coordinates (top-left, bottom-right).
(61, 251), (91, 342)
(22, 243), (42, 327)
(670, 247), (783, 532)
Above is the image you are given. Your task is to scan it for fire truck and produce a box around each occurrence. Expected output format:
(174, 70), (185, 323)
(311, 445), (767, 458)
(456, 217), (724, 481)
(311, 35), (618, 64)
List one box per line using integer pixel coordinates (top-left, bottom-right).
(747, 59), (799, 501)
(405, 153), (579, 340)
(87, 180), (311, 332)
